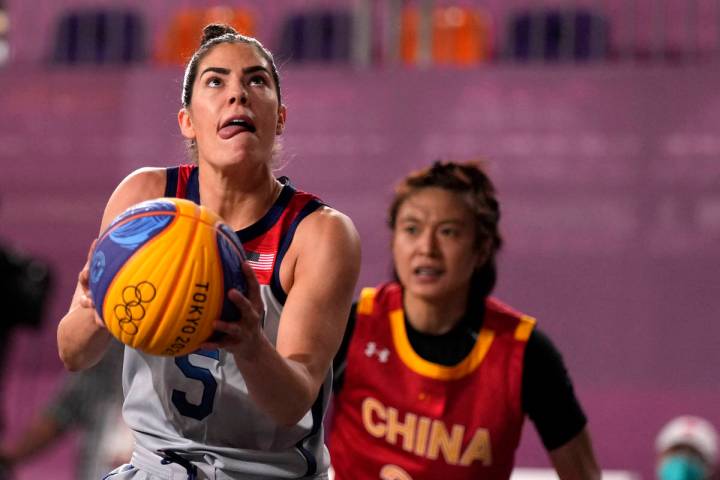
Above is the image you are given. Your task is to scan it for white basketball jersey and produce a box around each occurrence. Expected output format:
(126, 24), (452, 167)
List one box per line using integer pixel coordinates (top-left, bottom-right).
(120, 167), (329, 478)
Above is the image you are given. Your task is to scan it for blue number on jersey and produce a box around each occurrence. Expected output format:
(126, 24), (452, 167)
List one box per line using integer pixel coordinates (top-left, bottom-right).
(171, 349), (220, 420)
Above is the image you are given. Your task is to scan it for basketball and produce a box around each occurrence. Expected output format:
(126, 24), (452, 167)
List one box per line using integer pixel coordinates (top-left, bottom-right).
(88, 197), (247, 356)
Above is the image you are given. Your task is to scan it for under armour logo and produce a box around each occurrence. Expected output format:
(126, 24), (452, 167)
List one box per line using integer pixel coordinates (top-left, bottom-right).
(365, 342), (390, 363)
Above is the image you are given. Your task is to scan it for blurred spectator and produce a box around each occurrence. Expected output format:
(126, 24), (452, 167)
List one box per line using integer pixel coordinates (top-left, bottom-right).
(0, 341), (132, 480)
(0, 241), (52, 449)
(0, 243), (52, 347)
(656, 415), (718, 480)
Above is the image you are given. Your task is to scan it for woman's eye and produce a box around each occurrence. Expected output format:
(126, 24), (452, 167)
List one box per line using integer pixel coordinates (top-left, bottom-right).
(403, 225), (418, 235)
(440, 227), (459, 237)
(207, 77), (222, 87)
(248, 75), (267, 86)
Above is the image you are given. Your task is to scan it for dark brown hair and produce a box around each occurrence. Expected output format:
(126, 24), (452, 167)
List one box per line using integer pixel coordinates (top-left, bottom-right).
(389, 160), (503, 298)
(181, 24), (282, 107)
(180, 24), (284, 162)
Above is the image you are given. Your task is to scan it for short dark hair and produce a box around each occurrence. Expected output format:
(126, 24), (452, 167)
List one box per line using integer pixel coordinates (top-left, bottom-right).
(388, 160), (503, 298)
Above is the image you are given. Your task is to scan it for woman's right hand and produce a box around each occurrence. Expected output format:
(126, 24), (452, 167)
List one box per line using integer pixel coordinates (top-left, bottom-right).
(77, 239), (105, 328)
(58, 237), (113, 370)
(59, 168), (166, 370)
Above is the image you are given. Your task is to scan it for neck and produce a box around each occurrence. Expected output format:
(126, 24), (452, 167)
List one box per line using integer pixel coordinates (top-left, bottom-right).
(197, 162), (281, 230)
(403, 290), (469, 335)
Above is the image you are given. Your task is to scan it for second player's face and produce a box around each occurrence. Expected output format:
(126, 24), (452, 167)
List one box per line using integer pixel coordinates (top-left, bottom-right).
(179, 42), (285, 168)
(392, 187), (484, 307)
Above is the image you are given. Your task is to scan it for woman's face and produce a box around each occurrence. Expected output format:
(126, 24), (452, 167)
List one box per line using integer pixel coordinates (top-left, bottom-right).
(178, 42), (286, 168)
(392, 187), (485, 306)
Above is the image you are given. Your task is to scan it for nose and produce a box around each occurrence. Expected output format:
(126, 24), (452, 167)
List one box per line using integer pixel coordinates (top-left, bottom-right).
(417, 229), (439, 256)
(228, 85), (248, 106)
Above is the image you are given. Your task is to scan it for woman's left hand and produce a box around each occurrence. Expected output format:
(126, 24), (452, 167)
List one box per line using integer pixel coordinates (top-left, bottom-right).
(200, 261), (266, 357)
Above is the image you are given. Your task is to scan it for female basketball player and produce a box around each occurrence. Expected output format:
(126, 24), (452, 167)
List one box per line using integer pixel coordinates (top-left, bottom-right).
(57, 24), (360, 479)
(328, 161), (600, 479)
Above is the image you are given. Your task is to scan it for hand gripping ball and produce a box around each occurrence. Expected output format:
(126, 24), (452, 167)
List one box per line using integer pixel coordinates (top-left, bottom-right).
(88, 198), (247, 356)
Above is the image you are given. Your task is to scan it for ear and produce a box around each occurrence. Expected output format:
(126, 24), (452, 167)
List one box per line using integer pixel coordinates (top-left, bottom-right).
(178, 108), (196, 140)
(275, 104), (287, 135)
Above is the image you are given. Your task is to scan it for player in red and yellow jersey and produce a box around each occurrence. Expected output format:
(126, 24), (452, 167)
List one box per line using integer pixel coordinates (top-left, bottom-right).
(328, 161), (600, 480)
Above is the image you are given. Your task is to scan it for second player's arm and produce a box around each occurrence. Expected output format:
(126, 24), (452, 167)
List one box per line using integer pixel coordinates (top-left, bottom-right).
(549, 427), (601, 480)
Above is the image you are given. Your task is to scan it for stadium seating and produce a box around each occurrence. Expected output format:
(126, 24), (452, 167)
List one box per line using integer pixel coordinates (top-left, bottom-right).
(401, 5), (493, 66)
(154, 6), (255, 65)
(277, 9), (352, 63)
(506, 8), (609, 61)
(51, 8), (146, 65)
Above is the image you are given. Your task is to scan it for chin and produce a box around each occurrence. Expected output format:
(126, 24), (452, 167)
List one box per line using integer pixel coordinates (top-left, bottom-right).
(208, 150), (254, 167)
(407, 285), (447, 302)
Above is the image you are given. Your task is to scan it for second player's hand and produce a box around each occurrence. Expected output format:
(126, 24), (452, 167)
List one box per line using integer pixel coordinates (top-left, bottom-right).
(202, 261), (266, 356)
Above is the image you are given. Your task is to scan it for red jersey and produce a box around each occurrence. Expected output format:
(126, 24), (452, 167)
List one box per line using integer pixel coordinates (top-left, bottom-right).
(328, 282), (536, 480)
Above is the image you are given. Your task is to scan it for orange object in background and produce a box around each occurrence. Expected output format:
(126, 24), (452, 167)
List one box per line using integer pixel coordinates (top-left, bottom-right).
(401, 6), (492, 66)
(155, 6), (255, 65)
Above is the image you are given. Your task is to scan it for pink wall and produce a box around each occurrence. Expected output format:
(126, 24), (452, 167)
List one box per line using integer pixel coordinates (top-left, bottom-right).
(1, 63), (719, 479)
(1, 1), (720, 478)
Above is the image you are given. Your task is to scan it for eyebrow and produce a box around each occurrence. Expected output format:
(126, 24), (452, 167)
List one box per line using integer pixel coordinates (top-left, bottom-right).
(398, 215), (464, 225)
(242, 65), (272, 76)
(200, 67), (230, 77)
(199, 65), (271, 78)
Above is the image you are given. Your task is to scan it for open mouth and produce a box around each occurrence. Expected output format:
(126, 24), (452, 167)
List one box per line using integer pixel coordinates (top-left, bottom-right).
(413, 266), (444, 278)
(218, 116), (256, 139)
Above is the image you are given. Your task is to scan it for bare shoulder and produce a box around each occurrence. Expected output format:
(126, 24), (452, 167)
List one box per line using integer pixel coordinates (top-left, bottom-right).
(299, 205), (360, 252)
(119, 166), (167, 193)
(292, 205), (361, 276)
(100, 167), (167, 231)
(286, 205), (360, 310)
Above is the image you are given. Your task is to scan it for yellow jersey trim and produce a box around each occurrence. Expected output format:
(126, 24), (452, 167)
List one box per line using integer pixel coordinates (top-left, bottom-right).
(389, 308), (495, 381)
(357, 287), (377, 315)
(514, 315), (536, 342)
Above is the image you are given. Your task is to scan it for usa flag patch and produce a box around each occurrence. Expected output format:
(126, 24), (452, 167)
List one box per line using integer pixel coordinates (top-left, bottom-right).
(246, 250), (275, 271)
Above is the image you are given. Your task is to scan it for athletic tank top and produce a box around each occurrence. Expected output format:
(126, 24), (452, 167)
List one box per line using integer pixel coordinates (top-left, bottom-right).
(121, 165), (330, 478)
(328, 282), (535, 480)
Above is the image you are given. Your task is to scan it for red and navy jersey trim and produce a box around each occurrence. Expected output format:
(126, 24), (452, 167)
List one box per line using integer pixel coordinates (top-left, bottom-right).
(165, 165), (324, 305)
(164, 164), (198, 202)
(269, 194), (323, 304)
(236, 177), (294, 244)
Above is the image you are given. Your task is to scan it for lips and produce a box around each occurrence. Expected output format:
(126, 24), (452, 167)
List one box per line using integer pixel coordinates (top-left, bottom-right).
(413, 266), (444, 279)
(218, 115), (256, 139)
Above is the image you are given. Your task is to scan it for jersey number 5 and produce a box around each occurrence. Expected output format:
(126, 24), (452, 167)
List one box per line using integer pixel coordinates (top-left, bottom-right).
(171, 349), (220, 420)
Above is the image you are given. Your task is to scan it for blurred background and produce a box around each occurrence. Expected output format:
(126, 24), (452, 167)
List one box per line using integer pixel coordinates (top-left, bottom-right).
(0, 0), (718, 479)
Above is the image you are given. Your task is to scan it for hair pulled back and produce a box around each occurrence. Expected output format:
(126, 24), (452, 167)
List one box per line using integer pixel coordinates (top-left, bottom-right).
(388, 161), (503, 299)
(181, 24), (282, 108)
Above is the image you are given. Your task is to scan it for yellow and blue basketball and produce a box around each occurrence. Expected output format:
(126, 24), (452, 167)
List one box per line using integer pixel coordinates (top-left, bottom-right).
(88, 198), (247, 356)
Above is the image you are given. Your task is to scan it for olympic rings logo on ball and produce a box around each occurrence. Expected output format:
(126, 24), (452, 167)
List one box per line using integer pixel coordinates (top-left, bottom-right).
(113, 281), (157, 335)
